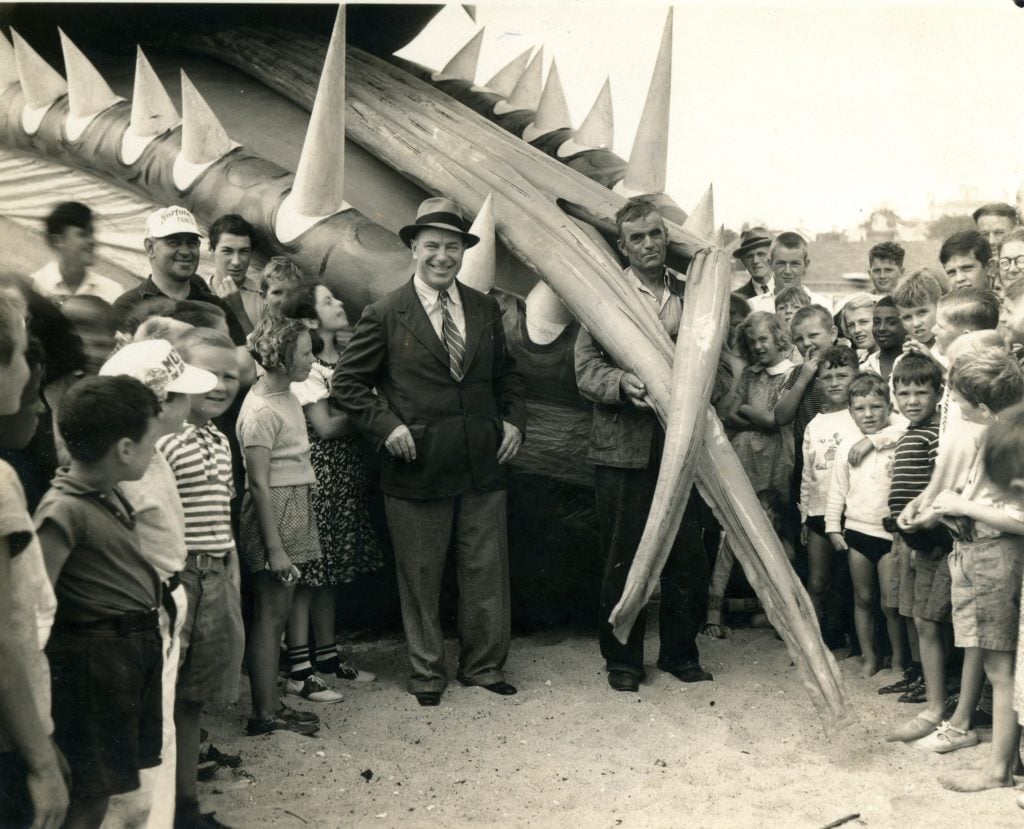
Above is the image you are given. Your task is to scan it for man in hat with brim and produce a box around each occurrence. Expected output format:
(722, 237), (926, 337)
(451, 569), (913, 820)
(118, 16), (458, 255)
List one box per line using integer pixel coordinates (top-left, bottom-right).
(732, 226), (774, 299)
(332, 197), (527, 707)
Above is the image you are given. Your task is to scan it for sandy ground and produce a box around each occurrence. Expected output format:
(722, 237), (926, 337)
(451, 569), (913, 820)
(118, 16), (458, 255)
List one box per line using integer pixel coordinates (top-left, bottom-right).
(194, 621), (1023, 829)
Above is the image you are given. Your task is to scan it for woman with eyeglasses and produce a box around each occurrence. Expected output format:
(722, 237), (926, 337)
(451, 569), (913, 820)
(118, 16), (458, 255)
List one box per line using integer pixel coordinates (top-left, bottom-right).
(994, 227), (1024, 298)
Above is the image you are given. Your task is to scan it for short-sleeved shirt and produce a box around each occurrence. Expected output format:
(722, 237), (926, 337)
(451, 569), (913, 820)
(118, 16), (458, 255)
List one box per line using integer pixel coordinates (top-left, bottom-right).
(888, 420), (940, 518)
(157, 422), (235, 557)
(33, 469), (161, 623)
(0, 461), (56, 750)
(120, 451), (188, 579)
(30, 261), (124, 305)
(236, 388), (316, 488)
(113, 274), (246, 345)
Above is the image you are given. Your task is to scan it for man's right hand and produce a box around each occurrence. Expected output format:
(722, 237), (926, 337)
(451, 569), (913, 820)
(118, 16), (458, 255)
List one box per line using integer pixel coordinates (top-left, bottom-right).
(385, 424), (417, 462)
(619, 372), (649, 409)
(26, 751), (68, 829)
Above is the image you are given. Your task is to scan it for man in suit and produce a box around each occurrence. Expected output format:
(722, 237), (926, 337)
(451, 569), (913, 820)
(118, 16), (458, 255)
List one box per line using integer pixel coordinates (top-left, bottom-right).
(332, 197), (526, 707)
(574, 197), (713, 694)
(732, 226), (774, 299)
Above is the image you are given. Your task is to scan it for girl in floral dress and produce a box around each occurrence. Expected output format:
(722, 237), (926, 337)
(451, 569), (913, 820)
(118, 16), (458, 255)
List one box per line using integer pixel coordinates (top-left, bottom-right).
(282, 280), (383, 686)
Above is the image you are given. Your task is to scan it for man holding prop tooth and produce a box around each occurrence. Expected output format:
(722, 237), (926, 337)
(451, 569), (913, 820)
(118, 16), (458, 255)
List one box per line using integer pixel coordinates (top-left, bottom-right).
(574, 197), (714, 693)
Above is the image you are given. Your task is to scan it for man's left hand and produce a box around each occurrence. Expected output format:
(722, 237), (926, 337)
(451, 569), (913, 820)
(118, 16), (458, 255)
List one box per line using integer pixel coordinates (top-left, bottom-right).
(210, 273), (244, 309)
(497, 421), (523, 465)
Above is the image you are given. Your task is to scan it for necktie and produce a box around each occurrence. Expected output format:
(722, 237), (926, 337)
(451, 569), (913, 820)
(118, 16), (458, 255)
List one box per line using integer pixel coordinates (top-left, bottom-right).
(439, 290), (465, 382)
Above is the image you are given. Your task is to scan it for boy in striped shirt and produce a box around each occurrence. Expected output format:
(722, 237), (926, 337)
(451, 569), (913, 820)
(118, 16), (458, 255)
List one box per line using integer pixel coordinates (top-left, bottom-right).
(157, 327), (247, 828)
(883, 353), (954, 744)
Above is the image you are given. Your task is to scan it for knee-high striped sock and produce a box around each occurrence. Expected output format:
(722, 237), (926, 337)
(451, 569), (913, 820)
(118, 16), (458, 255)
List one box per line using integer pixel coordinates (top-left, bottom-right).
(288, 645), (313, 680)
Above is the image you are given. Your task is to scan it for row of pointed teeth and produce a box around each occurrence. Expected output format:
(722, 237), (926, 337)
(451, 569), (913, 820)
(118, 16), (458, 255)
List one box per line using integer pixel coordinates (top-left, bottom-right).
(424, 8), (673, 191)
(0, 15), (350, 244)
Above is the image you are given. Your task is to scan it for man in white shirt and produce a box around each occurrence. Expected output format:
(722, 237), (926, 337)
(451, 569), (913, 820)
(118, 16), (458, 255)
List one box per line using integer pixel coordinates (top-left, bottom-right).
(30, 202), (122, 304)
(748, 231), (833, 314)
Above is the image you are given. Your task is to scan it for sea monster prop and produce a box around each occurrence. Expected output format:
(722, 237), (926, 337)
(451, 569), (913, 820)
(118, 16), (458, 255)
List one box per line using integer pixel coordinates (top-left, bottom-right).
(0, 4), (854, 733)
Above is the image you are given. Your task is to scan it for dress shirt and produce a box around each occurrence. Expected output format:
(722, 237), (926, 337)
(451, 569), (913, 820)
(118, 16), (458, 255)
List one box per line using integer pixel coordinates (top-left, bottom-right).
(413, 274), (465, 343)
(628, 266), (684, 338)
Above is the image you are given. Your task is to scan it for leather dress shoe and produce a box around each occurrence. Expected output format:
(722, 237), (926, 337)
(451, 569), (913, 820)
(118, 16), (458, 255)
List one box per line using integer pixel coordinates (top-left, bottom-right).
(457, 675), (517, 695)
(608, 670), (640, 692)
(413, 691), (441, 706)
(663, 663), (713, 683)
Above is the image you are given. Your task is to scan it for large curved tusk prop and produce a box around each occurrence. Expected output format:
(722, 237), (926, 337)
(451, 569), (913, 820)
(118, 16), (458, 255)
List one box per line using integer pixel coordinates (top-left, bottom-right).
(608, 246), (731, 640)
(695, 419), (856, 734)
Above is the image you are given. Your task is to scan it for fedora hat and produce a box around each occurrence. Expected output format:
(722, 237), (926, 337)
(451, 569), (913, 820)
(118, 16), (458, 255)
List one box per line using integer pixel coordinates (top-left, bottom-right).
(733, 226), (773, 259)
(399, 197), (480, 249)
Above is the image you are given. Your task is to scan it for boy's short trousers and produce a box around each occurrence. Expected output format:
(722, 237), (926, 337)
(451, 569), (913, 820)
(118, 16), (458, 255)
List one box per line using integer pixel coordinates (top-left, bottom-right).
(949, 535), (1024, 652)
(911, 549), (952, 623)
(843, 529), (891, 565)
(805, 515), (827, 536)
(47, 625), (162, 800)
(899, 524), (954, 556)
(177, 553), (245, 704)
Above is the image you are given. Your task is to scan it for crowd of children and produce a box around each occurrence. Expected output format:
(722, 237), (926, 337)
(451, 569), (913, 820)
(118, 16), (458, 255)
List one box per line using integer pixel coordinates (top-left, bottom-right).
(6, 198), (1024, 826)
(714, 226), (1024, 806)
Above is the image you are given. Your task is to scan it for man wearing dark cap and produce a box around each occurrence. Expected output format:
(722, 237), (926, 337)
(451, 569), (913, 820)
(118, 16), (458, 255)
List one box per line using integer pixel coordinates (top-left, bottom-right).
(732, 226), (774, 298)
(332, 197), (526, 707)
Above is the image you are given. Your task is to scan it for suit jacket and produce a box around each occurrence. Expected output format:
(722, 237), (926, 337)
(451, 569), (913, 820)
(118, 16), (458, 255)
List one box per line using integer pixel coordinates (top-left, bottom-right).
(735, 278), (758, 299)
(331, 278), (527, 500)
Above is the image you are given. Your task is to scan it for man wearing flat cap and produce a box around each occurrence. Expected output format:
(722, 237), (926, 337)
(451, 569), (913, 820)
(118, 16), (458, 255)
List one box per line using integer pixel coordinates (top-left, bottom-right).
(732, 226), (774, 299)
(332, 197), (526, 707)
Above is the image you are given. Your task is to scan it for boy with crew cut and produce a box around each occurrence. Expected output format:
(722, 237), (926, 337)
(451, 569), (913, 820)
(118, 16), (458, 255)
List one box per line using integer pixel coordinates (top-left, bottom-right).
(893, 269), (944, 362)
(775, 304), (839, 453)
(156, 327), (248, 828)
(931, 288), (1000, 357)
(882, 354), (955, 744)
(940, 230), (993, 292)
(868, 241), (905, 296)
(34, 375), (165, 828)
(798, 346), (862, 632)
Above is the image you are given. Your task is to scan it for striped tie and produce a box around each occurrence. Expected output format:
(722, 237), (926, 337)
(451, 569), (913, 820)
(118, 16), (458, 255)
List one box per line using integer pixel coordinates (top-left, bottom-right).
(439, 290), (465, 382)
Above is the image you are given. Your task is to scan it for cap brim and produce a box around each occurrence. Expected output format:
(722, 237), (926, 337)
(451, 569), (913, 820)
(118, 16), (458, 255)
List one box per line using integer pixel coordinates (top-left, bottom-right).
(164, 364), (217, 394)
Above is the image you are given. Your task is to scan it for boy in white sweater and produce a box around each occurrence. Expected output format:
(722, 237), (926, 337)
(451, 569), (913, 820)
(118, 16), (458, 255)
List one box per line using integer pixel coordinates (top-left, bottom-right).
(800, 346), (861, 636)
(826, 372), (895, 678)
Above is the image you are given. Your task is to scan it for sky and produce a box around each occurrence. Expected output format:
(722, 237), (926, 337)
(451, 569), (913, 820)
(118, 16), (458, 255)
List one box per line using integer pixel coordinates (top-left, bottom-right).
(396, 1), (1024, 234)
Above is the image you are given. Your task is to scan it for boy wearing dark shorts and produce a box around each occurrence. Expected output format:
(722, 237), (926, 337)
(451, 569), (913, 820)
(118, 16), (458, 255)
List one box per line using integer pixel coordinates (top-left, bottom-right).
(35, 376), (165, 827)
(883, 353), (954, 743)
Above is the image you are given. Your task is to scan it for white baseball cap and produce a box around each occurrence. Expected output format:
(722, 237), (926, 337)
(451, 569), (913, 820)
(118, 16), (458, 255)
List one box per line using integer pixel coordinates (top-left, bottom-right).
(145, 205), (204, 239)
(100, 339), (216, 399)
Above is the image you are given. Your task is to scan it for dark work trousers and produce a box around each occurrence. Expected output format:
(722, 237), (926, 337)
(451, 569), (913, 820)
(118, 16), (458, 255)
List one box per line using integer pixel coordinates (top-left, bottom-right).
(595, 438), (710, 678)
